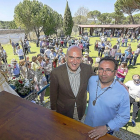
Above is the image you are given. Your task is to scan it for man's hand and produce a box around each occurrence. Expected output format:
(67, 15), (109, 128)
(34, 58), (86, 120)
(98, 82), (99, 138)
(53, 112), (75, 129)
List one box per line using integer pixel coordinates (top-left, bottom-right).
(88, 125), (108, 140)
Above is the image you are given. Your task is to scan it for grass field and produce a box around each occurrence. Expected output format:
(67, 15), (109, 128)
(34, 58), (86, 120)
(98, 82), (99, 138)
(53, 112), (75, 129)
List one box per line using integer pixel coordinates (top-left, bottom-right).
(2, 36), (140, 136)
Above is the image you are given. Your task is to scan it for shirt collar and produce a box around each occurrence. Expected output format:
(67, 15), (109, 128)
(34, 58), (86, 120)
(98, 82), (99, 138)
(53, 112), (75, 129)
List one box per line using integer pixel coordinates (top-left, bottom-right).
(66, 63), (81, 74)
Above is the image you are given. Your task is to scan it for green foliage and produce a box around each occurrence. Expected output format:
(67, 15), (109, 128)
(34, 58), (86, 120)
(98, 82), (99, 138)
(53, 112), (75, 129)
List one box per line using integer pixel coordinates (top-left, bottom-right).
(133, 13), (140, 24)
(87, 10), (101, 23)
(14, 0), (62, 39)
(115, 0), (139, 24)
(126, 0), (140, 9)
(73, 7), (89, 25)
(9, 20), (18, 29)
(109, 12), (125, 24)
(0, 21), (11, 29)
(43, 5), (63, 36)
(98, 13), (112, 24)
(63, 1), (73, 36)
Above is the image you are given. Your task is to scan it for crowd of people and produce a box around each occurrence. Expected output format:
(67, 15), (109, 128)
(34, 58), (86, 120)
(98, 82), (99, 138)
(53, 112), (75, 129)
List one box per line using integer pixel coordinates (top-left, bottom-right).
(0, 33), (140, 139)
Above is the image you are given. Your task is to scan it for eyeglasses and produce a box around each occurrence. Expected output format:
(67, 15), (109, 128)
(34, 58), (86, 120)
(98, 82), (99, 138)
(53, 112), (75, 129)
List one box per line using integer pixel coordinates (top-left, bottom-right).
(98, 68), (115, 74)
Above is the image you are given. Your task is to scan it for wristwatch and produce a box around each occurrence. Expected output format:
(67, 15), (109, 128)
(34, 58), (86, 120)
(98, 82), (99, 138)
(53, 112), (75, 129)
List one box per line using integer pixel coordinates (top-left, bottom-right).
(106, 124), (111, 132)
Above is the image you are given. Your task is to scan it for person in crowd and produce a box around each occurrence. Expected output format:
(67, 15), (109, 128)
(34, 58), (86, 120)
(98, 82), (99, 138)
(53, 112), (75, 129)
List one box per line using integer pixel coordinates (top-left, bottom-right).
(50, 45), (94, 121)
(137, 34), (140, 43)
(16, 46), (24, 60)
(0, 47), (7, 63)
(31, 56), (40, 71)
(78, 41), (84, 54)
(37, 56), (45, 68)
(11, 59), (20, 78)
(115, 49), (122, 64)
(85, 56), (130, 139)
(57, 48), (65, 63)
(121, 37), (125, 47)
(116, 62), (128, 83)
(92, 57), (100, 75)
(11, 41), (16, 55)
(125, 48), (133, 65)
(125, 74), (140, 127)
(103, 47), (110, 57)
(98, 41), (105, 57)
(25, 56), (30, 62)
(120, 53), (125, 63)
(117, 37), (121, 46)
(19, 59), (26, 78)
(110, 34), (112, 41)
(94, 40), (98, 51)
(54, 43), (59, 53)
(58, 57), (66, 66)
(49, 49), (57, 63)
(124, 37), (128, 47)
(34, 69), (47, 104)
(25, 62), (35, 80)
(68, 39), (72, 47)
(40, 45), (45, 55)
(44, 46), (51, 58)
(83, 52), (93, 65)
(110, 45), (117, 58)
(23, 40), (28, 55)
(132, 45), (140, 66)
(25, 39), (31, 53)
(43, 58), (52, 83)
(64, 38), (67, 48)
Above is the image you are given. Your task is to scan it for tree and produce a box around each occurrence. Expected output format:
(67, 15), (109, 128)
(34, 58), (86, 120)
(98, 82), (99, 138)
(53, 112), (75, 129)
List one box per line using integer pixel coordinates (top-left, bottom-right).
(14, 0), (61, 46)
(110, 12), (125, 24)
(114, 0), (139, 24)
(9, 20), (18, 29)
(43, 5), (63, 36)
(14, 0), (45, 46)
(122, 16), (131, 24)
(74, 7), (89, 25)
(98, 13), (112, 24)
(133, 13), (140, 24)
(87, 10), (101, 23)
(63, 1), (73, 36)
(126, 0), (140, 9)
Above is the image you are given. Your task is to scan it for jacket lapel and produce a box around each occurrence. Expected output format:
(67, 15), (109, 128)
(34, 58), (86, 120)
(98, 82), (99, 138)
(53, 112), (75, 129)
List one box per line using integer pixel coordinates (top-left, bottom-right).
(77, 64), (85, 96)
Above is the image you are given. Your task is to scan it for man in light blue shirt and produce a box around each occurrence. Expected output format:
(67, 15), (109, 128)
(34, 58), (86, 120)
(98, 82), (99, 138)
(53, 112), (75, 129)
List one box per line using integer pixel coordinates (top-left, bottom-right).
(11, 59), (20, 77)
(85, 56), (130, 140)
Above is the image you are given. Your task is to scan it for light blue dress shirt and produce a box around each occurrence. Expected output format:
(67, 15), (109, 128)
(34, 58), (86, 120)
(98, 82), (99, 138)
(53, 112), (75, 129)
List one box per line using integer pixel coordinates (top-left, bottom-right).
(12, 64), (20, 76)
(84, 76), (130, 131)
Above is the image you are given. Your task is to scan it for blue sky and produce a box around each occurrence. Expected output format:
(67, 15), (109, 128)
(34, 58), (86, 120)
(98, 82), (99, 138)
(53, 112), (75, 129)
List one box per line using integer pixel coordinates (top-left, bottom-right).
(1, 0), (117, 21)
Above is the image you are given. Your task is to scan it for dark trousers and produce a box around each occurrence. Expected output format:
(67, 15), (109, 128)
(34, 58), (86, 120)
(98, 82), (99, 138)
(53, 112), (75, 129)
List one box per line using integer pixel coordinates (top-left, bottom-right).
(132, 54), (138, 65)
(130, 96), (140, 120)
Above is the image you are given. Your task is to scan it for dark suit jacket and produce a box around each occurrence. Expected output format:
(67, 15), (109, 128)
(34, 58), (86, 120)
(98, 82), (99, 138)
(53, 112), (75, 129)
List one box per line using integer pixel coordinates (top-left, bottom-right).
(50, 63), (94, 120)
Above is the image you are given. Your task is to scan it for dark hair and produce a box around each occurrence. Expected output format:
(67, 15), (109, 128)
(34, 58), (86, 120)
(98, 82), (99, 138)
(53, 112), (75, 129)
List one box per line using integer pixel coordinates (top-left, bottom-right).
(113, 45), (117, 49)
(37, 54), (41, 57)
(99, 56), (118, 70)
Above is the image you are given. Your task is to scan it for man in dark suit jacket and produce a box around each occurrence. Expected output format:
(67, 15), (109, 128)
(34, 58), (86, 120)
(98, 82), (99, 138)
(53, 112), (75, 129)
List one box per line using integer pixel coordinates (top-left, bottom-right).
(50, 45), (94, 120)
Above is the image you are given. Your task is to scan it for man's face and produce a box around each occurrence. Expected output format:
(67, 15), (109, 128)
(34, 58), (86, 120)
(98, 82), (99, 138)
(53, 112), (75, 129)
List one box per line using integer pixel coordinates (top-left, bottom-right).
(133, 75), (140, 84)
(98, 60), (117, 86)
(66, 48), (82, 72)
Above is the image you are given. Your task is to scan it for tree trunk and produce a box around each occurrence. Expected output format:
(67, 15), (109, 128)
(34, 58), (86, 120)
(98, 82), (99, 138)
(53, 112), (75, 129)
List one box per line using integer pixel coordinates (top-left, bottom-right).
(130, 14), (135, 24)
(34, 27), (40, 47)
